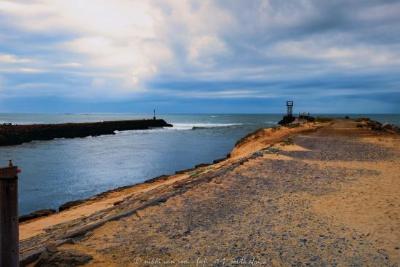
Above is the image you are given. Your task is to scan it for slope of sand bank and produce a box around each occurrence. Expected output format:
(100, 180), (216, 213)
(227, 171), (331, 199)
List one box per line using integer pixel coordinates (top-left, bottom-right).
(20, 119), (400, 266)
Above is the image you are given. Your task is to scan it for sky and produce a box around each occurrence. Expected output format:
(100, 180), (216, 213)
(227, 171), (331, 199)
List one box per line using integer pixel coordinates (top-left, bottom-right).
(0, 0), (399, 114)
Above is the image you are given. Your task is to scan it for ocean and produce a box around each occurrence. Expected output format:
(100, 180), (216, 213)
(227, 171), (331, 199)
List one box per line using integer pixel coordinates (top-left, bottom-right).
(0, 113), (398, 215)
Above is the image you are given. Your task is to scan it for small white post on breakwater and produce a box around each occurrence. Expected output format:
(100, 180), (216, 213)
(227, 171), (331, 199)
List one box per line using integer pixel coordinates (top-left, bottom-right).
(0, 160), (20, 267)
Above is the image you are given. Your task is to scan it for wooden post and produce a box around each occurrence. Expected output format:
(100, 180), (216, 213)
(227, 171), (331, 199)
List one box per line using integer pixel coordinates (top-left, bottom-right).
(0, 160), (20, 267)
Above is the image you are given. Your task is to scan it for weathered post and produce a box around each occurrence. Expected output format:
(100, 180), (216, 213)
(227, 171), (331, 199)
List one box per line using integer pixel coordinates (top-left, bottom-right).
(0, 160), (20, 267)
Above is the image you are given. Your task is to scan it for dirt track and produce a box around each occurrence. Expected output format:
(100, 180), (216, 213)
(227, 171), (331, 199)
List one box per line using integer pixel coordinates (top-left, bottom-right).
(23, 120), (400, 266)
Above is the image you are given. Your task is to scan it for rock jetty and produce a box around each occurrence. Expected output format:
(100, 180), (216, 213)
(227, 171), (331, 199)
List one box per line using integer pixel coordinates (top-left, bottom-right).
(0, 119), (172, 146)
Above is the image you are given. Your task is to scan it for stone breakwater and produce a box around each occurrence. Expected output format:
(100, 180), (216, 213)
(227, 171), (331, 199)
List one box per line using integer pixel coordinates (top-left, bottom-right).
(0, 119), (172, 146)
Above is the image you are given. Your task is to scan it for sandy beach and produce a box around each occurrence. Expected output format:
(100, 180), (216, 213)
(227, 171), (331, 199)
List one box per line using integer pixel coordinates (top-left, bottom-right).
(19, 119), (400, 266)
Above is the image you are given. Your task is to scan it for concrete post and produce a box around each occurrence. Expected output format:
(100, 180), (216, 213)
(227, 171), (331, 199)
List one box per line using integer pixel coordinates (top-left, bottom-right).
(0, 160), (20, 267)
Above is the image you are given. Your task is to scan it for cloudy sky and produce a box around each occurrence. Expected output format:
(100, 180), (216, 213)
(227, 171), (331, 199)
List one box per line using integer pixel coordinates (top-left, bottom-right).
(0, 0), (399, 113)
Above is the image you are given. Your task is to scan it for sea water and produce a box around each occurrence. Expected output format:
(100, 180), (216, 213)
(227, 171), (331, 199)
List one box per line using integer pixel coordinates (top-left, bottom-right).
(0, 113), (398, 215)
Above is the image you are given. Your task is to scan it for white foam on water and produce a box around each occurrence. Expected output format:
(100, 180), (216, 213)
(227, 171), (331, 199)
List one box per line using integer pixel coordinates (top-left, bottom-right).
(113, 128), (168, 135)
(112, 123), (243, 134)
(170, 123), (243, 130)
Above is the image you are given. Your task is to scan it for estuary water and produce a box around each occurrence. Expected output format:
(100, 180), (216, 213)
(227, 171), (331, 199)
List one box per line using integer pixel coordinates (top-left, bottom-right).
(0, 113), (398, 215)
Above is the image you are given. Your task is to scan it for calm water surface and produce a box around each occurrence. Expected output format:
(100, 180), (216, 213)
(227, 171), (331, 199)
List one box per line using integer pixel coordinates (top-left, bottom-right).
(0, 113), (398, 214)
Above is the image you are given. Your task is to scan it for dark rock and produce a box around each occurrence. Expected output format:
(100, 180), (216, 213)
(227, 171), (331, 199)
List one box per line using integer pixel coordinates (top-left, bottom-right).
(113, 200), (124, 206)
(299, 238), (308, 245)
(278, 115), (295, 125)
(346, 118), (399, 134)
(35, 248), (93, 267)
(368, 120), (383, 131)
(310, 256), (320, 262)
(195, 163), (210, 168)
(19, 209), (56, 223)
(299, 114), (315, 122)
(59, 200), (86, 212)
(144, 175), (169, 184)
(382, 123), (400, 134)
(175, 168), (194, 174)
(213, 158), (226, 164)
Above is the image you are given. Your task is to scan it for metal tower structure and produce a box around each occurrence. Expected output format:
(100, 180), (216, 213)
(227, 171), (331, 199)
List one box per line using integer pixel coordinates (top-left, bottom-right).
(286, 101), (293, 117)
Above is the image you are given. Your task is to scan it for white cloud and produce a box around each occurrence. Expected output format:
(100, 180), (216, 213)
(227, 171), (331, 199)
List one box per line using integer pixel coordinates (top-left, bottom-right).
(0, 53), (49, 75)
(0, 53), (32, 64)
(0, 67), (46, 74)
(55, 62), (82, 68)
(188, 35), (228, 66)
(0, 1), (156, 37)
(0, 0), (232, 94)
(17, 68), (45, 73)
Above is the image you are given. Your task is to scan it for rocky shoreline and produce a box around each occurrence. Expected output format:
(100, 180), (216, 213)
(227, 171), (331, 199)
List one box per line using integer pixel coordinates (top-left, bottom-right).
(0, 119), (172, 146)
